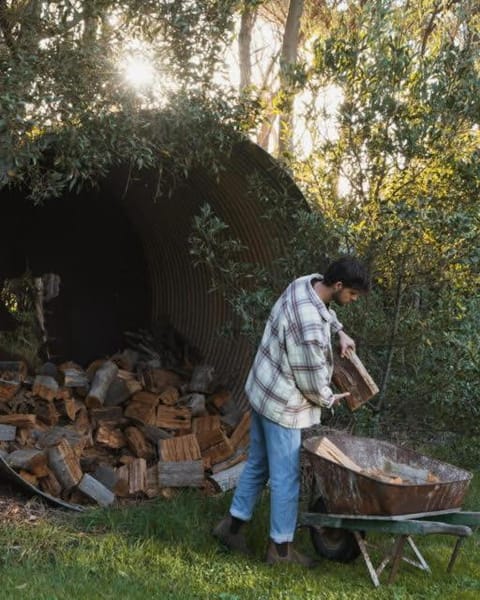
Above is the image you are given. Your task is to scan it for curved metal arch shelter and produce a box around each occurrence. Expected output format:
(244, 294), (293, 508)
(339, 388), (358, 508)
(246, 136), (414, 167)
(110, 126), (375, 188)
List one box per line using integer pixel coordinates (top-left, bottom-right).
(0, 141), (306, 411)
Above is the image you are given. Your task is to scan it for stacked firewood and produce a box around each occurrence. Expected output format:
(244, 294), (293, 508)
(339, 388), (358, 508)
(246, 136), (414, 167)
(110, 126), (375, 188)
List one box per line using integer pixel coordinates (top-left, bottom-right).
(0, 352), (250, 507)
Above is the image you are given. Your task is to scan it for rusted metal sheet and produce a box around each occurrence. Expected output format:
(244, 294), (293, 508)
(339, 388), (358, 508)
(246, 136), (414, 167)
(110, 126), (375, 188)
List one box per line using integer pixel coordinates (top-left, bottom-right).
(117, 140), (307, 413)
(304, 433), (472, 516)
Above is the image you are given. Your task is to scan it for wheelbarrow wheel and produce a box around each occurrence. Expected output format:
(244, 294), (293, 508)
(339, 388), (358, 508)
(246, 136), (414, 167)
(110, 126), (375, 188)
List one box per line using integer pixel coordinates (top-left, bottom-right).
(308, 497), (363, 563)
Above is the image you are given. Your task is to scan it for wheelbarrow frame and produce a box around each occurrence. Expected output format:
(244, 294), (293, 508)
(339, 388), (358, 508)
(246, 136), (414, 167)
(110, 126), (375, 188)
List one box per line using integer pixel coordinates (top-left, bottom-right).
(298, 508), (480, 587)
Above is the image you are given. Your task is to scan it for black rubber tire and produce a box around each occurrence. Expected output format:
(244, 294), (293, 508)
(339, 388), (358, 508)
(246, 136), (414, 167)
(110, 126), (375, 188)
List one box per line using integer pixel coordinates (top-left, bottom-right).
(308, 497), (362, 563)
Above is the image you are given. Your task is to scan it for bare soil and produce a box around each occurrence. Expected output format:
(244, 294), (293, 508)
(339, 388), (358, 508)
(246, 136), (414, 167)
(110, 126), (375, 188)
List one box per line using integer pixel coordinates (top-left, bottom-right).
(0, 480), (57, 523)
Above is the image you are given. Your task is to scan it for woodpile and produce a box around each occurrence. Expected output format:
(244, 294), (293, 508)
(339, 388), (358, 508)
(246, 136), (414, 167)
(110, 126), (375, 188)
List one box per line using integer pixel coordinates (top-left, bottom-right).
(0, 353), (250, 507)
(332, 349), (379, 411)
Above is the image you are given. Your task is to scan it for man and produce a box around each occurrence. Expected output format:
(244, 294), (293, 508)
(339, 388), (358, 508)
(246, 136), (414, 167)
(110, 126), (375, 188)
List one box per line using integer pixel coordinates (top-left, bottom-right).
(213, 256), (370, 566)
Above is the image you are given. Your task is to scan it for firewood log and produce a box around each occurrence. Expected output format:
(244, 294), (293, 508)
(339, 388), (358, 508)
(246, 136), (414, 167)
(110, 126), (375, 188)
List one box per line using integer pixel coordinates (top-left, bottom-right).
(0, 361), (28, 381)
(143, 368), (182, 393)
(111, 349), (139, 372)
(94, 425), (126, 450)
(156, 406), (191, 430)
(0, 424), (16, 441)
(0, 379), (21, 400)
(104, 377), (131, 407)
(37, 426), (90, 456)
(85, 361), (119, 408)
(157, 460), (204, 488)
(332, 349), (379, 411)
(90, 406), (124, 428)
(158, 434), (201, 462)
(208, 389), (231, 411)
(19, 469), (38, 486)
(124, 400), (157, 426)
(92, 464), (120, 492)
(158, 386), (180, 406)
(77, 473), (115, 506)
(124, 426), (154, 459)
(38, 467), (62, 497)
(6, 449), (49, 477)
(114, 464), (130, 497)
(35, 401), (60, 426)
(47, 438), (83, 490)
(0, 414), (37, 428)
(196, 429), (234, 465)
(128, 458), (147, 495)
(192, 415), (221, 434)
(145, 465), (160, 498)
(189, 365), (215, 393)
(139, 424), (172, 444)
(32, 375), (59, 401)
(180, 393), (206, 416)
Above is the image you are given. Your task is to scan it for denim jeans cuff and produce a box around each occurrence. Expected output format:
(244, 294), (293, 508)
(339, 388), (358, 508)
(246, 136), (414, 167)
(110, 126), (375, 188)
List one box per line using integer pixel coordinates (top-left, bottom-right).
(230, 508), (251, 522)
(270, 534), (295, 543)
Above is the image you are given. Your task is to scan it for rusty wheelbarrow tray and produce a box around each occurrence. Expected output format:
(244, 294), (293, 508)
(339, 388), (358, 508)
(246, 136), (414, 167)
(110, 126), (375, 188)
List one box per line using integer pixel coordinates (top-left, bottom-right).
(299, 433), (480, 586)
(303, 433), (472, 516)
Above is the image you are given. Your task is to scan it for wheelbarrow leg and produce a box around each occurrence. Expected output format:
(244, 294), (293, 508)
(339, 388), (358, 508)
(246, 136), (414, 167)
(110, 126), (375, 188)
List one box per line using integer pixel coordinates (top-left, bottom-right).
(447, 537), (466, 573)
(387, 535), (408, 584)
(353, 531), (380, 588)
(406, 536), (430, 572)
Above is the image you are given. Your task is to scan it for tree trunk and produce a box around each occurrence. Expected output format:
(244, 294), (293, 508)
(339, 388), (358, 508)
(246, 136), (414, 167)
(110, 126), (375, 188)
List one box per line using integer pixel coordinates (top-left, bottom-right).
(239, 3), (256, 92)
(278, 0), (304, 156)
(375, 265), (405, 411)
(83, 0), (98, 47)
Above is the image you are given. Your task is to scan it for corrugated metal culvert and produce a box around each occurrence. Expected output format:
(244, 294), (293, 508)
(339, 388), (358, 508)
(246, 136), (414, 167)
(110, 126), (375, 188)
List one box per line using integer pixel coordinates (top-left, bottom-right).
(0, 140), (306, 411)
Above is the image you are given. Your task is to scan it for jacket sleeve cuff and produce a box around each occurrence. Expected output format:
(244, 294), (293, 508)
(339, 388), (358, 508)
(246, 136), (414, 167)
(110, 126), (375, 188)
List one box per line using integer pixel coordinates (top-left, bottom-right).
(320, 386), (335, 408)
(330, 313), (343, 334)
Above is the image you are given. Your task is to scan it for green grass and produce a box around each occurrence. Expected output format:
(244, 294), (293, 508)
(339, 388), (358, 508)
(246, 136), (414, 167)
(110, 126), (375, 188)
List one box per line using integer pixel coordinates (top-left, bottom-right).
(0, 475), (479, 599)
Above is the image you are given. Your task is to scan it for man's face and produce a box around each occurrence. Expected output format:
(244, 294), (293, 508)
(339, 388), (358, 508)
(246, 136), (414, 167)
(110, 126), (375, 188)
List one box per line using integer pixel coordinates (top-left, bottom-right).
(332, 283), (362, 306)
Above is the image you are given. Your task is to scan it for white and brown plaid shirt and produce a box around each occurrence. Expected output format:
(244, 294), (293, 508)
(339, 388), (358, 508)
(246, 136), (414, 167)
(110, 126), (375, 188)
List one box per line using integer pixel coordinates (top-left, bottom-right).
(245, 274), (343, 429)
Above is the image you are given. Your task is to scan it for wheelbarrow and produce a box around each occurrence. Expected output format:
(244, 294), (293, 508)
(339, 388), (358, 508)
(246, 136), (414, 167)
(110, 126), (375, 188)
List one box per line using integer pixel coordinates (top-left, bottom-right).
(298, 433), (480, 587)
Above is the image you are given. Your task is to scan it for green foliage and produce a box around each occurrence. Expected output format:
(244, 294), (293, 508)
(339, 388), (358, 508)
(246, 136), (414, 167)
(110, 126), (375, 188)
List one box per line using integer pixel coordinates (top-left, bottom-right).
(1, 90), (250, 202)
(190, 203), (275, 344)
(0, 1), (245, 201)
(424, 295), (480, 434)
(422, 434), (480, 472)
(294, 0), (480, 434)
(0, 272), (43, 367)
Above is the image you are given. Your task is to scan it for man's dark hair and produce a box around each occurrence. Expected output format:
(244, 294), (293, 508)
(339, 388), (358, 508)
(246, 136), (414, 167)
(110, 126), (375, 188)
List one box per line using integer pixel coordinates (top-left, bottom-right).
(323, 257), (371, 291)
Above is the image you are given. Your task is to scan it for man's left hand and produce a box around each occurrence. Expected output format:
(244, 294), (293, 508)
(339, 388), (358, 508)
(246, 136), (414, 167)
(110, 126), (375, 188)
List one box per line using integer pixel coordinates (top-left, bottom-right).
(338, 330), (355, 358)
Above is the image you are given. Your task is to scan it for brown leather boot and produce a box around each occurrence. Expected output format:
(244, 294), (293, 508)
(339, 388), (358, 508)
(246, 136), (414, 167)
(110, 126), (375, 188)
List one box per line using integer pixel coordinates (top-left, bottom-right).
(266, 540), (317, 568)
(212, 515), (252, 556)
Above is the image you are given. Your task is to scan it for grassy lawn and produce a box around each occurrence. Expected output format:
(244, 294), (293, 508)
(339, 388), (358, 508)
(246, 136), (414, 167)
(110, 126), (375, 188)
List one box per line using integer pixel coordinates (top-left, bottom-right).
(1, 471), (479, 599)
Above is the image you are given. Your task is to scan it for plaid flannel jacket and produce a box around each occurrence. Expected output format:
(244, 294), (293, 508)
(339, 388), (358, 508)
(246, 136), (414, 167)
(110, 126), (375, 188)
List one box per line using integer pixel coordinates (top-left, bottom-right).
(245, 274), (343, 429)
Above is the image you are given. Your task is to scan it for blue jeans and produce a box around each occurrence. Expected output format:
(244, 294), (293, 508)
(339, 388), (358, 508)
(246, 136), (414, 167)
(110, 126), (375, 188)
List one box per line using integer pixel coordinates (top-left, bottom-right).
(230, 409), (301, 543)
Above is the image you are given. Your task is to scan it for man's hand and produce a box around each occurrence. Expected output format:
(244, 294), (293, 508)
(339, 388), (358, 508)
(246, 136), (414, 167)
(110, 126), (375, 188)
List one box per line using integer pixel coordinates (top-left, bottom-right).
(331, 392), (351, 406)
(337, 330), (355, 358)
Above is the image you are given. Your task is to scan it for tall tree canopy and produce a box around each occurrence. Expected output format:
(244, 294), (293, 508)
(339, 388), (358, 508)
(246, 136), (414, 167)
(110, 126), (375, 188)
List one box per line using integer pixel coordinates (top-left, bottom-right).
(0, 0), (242, 198)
